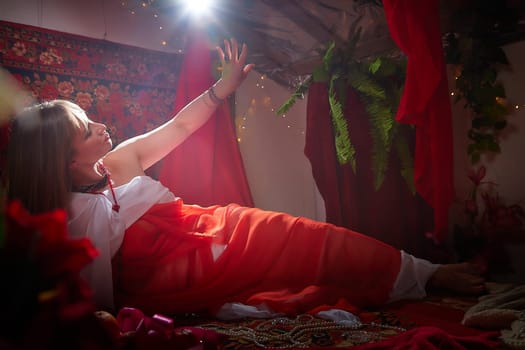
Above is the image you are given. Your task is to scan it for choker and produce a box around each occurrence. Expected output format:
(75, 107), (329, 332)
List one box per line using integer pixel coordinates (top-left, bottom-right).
(74, 174), (109, 193)
(73, 163), (120, 212)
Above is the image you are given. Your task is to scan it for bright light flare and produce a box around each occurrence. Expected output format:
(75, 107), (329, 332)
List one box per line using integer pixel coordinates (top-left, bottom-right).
(183, 0), (213, 17)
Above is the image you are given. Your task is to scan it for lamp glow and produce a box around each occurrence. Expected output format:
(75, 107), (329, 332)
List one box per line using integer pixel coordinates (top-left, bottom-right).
(183, 0), (212, 16)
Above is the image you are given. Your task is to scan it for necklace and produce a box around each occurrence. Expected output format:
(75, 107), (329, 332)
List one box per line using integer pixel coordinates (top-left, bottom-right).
(199, 314), (406, 348)
(73, 173), (109, 193)
(73, 162), (120, 212)
(99, 162), (120, 212)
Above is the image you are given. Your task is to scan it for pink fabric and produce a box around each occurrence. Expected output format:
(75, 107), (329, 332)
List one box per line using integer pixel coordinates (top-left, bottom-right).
(382, 0), (455, 243)
(158, 32), (253, 207)
(113, 200), (401, 316)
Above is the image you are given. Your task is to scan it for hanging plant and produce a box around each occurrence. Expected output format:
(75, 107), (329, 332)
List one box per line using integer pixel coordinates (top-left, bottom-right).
(445, 33), (511, 163)
(444, 2), (519, 163)
(278, 33), (414, 193)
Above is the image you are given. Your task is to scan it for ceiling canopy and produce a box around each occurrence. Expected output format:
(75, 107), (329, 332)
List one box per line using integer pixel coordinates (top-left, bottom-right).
(127, 0), (525, 89)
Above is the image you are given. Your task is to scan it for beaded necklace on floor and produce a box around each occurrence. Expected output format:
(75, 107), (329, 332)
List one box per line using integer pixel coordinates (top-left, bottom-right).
(199, 314), (406, 348)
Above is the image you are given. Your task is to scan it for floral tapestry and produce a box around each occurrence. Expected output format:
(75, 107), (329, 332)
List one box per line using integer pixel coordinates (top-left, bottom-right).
(0, 20), (181, 146)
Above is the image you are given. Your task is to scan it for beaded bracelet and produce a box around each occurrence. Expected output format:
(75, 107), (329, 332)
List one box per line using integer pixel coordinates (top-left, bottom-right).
(208, 86), (224, 105)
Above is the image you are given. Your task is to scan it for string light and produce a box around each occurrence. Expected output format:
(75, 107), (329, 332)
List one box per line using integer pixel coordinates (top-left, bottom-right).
(448, 89), (525, 110)
(236, 74), (306, 143)
(449, 74), (525, 112)
(120, 0), (179, 51)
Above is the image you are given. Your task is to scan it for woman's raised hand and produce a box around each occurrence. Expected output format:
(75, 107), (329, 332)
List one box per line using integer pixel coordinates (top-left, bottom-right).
(214, 38), (254, 98)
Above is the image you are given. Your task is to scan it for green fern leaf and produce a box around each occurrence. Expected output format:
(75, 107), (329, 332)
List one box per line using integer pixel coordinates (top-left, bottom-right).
(367, 103), (394, 147)
(328, 75), (356, 171)
(323, 41), (336, 72)
(276, 76), (313, 115)
(369, 57), (382, 74)
(395, 132), (416, 195)
(349, 68), (386, 101)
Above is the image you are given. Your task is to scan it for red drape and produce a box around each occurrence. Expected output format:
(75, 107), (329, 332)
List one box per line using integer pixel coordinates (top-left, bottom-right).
(382, 0), (455, 244)
(114, 200), (401, 316)
(305, 83), (434, 255)
(158, 33), (253, 207)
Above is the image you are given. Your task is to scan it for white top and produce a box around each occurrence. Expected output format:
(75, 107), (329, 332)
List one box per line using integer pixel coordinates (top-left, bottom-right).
(68, 176), (175, 309)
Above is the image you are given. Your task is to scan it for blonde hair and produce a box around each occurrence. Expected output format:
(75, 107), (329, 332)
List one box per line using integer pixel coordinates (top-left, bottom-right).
(7, 100), (89, 214)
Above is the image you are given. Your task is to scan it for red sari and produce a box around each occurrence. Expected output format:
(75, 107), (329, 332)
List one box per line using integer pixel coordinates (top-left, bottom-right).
(113, 200), (401, 316)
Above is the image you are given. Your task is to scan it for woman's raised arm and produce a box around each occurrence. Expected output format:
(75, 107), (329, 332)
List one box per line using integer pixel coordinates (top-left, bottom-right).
(108, 38), (254, 171)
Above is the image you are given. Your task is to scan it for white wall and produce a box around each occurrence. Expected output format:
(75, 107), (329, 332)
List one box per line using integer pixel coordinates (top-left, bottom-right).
(234, 73), (325, 219)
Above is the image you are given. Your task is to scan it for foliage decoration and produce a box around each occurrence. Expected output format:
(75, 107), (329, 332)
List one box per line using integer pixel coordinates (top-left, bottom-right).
(277, 34), (414, 192)
(328, 72), (356, 169)
(444, 2), (520, 163)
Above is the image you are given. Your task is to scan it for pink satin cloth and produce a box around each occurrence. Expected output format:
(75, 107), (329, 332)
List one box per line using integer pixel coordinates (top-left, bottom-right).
(113, 200), (401, 316)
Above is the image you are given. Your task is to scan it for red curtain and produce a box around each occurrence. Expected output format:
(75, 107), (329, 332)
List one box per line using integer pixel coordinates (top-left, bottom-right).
(158, 32), (254, 208)
(382, 0), (455, 244)
(305, 83), (435, 256)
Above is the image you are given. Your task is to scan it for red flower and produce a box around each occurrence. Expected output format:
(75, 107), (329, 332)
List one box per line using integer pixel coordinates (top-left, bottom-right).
(40, 83), (59, 100)
(479, 193), (525, 239)
(1, 201), (114, 349)
(467, 165), (486, 186)
(464, 198), (478, 216)
(5, 200), (99, 278)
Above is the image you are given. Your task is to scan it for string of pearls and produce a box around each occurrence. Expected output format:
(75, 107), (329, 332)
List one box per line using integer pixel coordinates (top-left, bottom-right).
(198, 314), (406, 348)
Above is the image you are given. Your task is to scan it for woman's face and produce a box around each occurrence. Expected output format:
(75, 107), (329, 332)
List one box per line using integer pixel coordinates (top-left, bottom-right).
(71, 119), (113, 166)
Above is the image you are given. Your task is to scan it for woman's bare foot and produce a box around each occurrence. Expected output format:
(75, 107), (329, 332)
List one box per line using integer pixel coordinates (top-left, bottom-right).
(427, 262), (487, 295)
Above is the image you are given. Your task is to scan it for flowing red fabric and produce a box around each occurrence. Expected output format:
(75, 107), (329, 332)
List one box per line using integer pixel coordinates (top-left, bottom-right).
(305, 83), (433, 254)
(382, 0), (455, 243)
(158, 33), (253, 207)
(112, 200), (401, 316)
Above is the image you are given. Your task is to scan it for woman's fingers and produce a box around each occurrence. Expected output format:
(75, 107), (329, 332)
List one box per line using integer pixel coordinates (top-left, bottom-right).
(243, 63), (255, 76)
(231, 38), (239, 62)
(216, 46), (226, 65)
(223, 39), (232, 61)
(238, 42), (246, 62)
(218, 38), (246, 66)
(214, 38), (253, 93)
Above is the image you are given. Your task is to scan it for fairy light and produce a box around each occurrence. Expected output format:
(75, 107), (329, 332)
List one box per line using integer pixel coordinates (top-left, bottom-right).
(235, 73), (309, 142)
(119, 0), (180, 51)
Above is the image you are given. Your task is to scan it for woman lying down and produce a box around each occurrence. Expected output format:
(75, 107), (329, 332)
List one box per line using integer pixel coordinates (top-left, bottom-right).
(6, 38), (486, 319)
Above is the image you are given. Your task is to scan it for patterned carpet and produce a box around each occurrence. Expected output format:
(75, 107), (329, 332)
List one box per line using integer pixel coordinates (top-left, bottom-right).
(171, 295), (496, 349)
